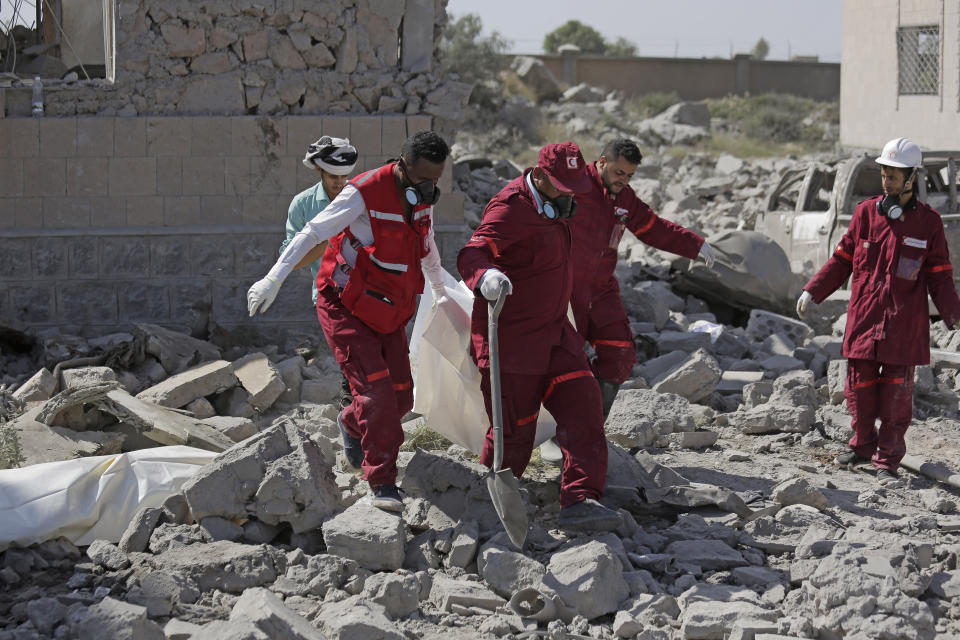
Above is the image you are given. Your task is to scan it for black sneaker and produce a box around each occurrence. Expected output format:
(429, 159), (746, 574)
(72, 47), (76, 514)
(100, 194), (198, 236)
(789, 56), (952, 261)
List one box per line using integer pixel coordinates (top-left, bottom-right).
(557, 499), (622, 533)
(371, 484), (404, 512)
(834, 450), (870, 466)
(337, 413), (364, 471)
(876, 468), (898, 484)
(338, 374), (353, 410)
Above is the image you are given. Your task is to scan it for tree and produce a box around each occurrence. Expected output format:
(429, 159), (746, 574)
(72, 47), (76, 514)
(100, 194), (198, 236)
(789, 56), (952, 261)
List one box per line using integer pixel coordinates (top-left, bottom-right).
(605, 36), (637, 57)
(440, 14), (511, 107)
(751, 37), (770, 60)
(543, 20), (606, 55)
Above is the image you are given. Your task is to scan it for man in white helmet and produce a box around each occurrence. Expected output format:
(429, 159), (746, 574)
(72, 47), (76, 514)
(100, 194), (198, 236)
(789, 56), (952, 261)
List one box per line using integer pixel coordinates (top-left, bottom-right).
(797, 137), (960, 484)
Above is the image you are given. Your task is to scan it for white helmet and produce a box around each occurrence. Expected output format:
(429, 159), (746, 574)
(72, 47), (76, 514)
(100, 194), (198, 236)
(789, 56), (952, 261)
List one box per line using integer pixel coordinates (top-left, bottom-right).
(875, 137), (922, 168)
(303, 136), (358, 175)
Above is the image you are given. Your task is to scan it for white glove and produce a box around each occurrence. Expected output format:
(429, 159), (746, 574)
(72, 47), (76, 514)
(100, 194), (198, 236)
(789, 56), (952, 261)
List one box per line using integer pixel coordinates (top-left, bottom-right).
(698, 242), (716, 269)
(796, 290), (813, 319)
(479, 269), (513, 302)
(247, 275), (281, 316)
(430, 282), (446, 309)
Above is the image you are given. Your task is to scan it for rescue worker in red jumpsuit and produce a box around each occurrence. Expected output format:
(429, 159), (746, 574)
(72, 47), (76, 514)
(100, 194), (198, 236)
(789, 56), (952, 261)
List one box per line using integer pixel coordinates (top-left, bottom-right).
(797, 137), (960, 484)
(570, 138), (716, 419)
(458, 142), (623, 532)
(247, 131), (450, 511)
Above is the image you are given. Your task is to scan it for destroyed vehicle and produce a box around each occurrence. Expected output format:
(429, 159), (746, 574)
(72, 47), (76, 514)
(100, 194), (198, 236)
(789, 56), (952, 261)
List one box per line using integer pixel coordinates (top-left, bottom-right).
(756, 151), (960, 283)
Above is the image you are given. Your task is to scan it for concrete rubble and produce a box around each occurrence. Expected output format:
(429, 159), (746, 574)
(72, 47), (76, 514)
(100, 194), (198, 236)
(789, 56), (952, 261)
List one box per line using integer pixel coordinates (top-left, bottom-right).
(3, 84), (960, 640)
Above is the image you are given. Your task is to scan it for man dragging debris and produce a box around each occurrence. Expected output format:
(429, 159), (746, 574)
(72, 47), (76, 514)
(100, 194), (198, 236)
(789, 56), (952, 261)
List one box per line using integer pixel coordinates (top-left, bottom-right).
(458, 141), (622, 533)
(248, 131), (450, 511)
(797, 137), (960, 485)
(281, 135), (359, 410)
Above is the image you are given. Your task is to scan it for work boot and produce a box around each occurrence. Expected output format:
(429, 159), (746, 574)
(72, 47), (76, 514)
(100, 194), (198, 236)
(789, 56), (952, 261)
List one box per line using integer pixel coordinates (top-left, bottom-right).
(598, 379), (620, 422)
(557, 498), (622, 533)
(338, 412), (364, 471)
(834, 450), (870, 466)
(876, 468), (898, 485)
(338, 373), (353, 410)
(371, 484), (405, 512)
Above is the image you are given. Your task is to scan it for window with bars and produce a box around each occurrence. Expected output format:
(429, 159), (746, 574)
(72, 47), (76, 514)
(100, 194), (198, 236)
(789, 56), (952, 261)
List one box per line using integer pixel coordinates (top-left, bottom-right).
(897, 25), (940, 95)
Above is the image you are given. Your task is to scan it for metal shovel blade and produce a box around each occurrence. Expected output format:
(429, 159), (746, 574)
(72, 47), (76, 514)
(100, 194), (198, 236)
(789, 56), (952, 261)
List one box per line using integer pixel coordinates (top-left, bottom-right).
(486, 469), (528, 548)
(486, 283), (529, 548)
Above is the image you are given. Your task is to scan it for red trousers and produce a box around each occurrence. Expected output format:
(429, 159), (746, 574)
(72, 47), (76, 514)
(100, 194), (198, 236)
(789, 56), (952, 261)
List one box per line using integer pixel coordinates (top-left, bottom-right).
(316, 286), (412, 486)
(571, 285), (635, 385)
(478, 324), (607, 507)
(844, 358), (915, 472)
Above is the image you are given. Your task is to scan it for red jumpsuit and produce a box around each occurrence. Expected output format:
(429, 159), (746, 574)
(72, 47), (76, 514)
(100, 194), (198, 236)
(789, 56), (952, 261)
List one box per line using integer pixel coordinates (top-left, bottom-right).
(315, 164), (433, 487)
(457, 171), (607, 507)
(805, 196), (960, 471)
(569, 162), (704, 384)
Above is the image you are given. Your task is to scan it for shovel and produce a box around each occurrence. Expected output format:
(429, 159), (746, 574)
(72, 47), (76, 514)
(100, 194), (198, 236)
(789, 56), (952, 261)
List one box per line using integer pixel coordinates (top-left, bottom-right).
(486, 283), (529, 548)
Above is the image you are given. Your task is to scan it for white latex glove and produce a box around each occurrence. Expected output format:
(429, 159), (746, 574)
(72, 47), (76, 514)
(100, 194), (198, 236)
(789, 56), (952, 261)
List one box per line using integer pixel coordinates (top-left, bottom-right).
(698, 242), (716, 269)
(479, 269), (513, 302)
(430, 282), (446, 309)
(247, 275), (281, 316)
(796, 290), (813, 319)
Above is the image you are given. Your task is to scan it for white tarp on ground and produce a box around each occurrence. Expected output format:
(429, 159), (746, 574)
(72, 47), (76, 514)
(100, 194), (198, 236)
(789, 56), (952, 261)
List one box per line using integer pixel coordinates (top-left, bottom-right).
(412, 270), (556, 454)
(0, 446), (217, 550)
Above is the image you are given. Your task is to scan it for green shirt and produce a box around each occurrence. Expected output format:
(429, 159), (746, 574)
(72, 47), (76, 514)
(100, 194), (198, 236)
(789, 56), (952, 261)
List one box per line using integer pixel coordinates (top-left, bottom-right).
(280, 181), (332, 303)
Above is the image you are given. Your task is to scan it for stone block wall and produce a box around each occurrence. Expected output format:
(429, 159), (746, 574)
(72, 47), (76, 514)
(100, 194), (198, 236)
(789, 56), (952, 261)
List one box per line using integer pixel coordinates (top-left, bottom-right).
(0, 113), (469, 334)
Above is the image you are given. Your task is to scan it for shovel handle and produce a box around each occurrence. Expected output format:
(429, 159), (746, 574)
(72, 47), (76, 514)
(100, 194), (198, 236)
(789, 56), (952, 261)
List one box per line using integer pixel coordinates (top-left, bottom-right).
(487, 283), (509, 473)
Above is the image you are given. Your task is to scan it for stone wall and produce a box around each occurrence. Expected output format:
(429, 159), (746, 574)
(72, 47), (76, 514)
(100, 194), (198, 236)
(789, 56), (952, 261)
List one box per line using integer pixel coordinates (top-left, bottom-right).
(0, 113), (468, 335)
(2, 0), (471, 121)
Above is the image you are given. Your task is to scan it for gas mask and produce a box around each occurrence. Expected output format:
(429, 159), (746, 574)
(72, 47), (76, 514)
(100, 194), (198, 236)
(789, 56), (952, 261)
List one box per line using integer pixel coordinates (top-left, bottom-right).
(541, 195), (577, 220)
(878, 194), (904, 220)
(400, 161), (441, 206)
(405, 180), (441, 206)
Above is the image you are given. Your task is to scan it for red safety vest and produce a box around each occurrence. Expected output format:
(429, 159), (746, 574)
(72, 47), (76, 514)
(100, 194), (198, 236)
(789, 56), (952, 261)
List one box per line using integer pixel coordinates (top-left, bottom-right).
(317, 163), (432, 333)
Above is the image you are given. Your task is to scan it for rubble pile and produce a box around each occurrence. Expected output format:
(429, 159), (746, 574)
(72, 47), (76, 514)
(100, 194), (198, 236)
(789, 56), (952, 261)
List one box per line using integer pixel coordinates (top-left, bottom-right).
(3, 85), (960, 640)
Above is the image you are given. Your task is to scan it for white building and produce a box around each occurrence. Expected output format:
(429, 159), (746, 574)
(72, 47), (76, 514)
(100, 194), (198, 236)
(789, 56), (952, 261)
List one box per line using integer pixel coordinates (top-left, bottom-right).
(841, 0), (960, 151)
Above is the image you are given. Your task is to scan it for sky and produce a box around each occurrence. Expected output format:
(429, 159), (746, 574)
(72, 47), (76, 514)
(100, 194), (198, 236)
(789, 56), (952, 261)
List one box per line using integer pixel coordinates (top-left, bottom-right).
(446, 0), (843, 62)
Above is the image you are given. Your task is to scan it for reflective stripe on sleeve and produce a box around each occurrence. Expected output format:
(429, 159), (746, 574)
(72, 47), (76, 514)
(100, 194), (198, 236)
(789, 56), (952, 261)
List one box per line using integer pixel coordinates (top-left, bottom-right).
(925, 264), (953, 273)
(370, 254), (409, 272)
(370, 209), (405, 223)
(368, 369), (390, 382)
(392, 381), (412, 391)
(834, 246), (853, 261)
(634, 215), (656, 234)
(413, 209), (431, 220)
(517, 411), (539, 426)
(593, 339), (633, 349)
(481, 235), (500, 258)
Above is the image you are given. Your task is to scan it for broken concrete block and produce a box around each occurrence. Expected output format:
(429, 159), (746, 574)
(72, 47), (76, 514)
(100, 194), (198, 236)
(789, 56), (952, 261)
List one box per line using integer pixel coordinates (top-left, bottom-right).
(7, 403), (126, 466)
(99, 388), (235, 451)
(667, 430), (718, 449)
(60, 366), (118, 390)
(760, 332), (795, 357)
(233, 353), (285, 411)
(638, 350), (688, 385)
(510, 56), (562, 102)
(444, 519), (479, 569)
(300, 377), (341, 404)
(313, 595), (405, 640)
(136, 323), (221, 375)
(717, 370), (764, 394)
(477, 542), (546, 598)
(746, 309), (813, 345)
(213, 386), (255, 418)
(229, 587), (325, 639)
(26, 597), (67, 635)
(200, 416), (257, 442)
(742, 381), (773, 408)
(605, 389), (695, 447)
(541, 540), (628, 620)
(275, 355), (305, 404)
(827, 359), (847, 404)
(86, 539), (130, 570)
(652, 349), (721, 403)
(136, 360), (237, 409)
(429, 573), (506, 613)
(163, 619), (203, 640)
(613, 594), (680, 637)
(200, 516), (244, 541)
(185, 397), (216, 419)
(759, 354), (804, 376)
(12, 368), (57, 403)
(680, 600), (777, 640)
(182, 421), (341, 533)
(322, 502), (405, 571)
(131, 570), (200, 617)
(656, 331), (713, 354)
(68, 598), (165, 639)
(362, 573), (420, 619)
(404, 530), (441, 571)
(727, 406), (776, 434)
(118, 507), (163, 553)
(665, 539), (747, 570)
(731, 566), (786, 587)
(770, 477), (829, 511)
(149, 540), (283, 593)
